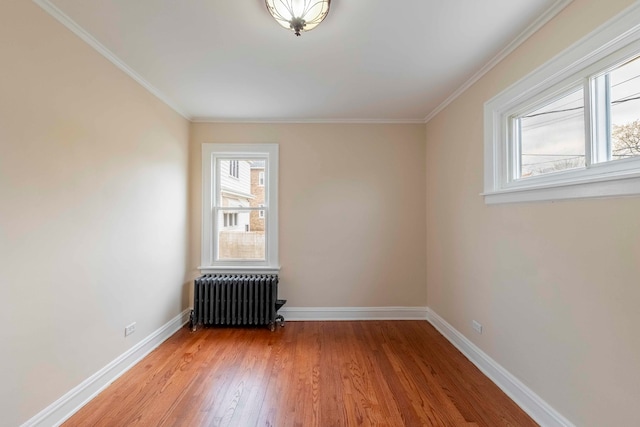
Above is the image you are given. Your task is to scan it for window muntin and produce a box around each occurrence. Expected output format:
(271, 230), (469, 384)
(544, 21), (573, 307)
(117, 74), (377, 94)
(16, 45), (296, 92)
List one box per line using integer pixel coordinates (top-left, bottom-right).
(201, 144), (278, 271)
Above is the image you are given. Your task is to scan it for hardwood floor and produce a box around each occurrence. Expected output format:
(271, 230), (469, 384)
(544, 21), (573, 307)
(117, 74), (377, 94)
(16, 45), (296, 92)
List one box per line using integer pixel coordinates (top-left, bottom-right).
(64, 321), (536, 426)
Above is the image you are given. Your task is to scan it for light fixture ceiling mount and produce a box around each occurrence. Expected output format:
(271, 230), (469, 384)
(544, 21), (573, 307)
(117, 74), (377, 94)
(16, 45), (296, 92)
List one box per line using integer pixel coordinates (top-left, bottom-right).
(265, 0), (331, 37)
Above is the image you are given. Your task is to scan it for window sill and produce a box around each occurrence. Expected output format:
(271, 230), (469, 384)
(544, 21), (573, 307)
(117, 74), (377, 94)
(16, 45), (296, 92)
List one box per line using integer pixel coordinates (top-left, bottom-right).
(482, 170), (640, 204)
(198, 266), (281, 275)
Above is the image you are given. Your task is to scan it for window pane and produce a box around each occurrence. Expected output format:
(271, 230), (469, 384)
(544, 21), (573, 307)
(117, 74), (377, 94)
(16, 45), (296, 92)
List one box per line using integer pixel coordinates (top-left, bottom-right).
(609, 55), (640, 161)
(216, 158), (267, 261)
(518, 88), (585, 178)
(217, 209), (266, 260)
(218, 159), (266, 207)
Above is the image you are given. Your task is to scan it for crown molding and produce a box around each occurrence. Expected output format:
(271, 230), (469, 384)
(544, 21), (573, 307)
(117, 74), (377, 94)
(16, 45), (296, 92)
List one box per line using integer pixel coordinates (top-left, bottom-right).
(424, 0), (573, 123)
(190, 117), (426, 124)
(32, 0), (191, 120)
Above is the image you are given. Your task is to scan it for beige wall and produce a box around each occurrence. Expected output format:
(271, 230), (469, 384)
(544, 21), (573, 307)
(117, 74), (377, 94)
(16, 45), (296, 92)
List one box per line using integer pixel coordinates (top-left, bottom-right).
(425, 1), (640, 426)
(0, 2), (190, 425)
(190, 123), (427, 308)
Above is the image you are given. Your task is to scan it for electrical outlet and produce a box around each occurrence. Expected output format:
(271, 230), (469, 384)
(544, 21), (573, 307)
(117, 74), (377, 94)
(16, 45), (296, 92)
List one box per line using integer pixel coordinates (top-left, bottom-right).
(125, 322), (136, 337)
(472, 320), (483, 334)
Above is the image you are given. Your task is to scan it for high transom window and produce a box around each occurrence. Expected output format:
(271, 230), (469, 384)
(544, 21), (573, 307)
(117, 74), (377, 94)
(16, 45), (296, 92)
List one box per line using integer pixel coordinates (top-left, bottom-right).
(484, 5), (640, 204)
(512, 56), (640, 180)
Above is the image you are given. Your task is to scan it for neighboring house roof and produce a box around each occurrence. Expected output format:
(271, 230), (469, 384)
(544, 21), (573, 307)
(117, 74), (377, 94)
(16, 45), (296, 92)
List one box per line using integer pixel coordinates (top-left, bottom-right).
(250, 161), (265, 169)
(221, 189), (255, 200)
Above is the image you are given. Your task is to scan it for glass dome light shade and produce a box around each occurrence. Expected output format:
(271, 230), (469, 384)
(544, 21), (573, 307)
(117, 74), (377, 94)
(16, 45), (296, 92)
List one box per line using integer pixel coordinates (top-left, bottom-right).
(265, 0), (331, 36)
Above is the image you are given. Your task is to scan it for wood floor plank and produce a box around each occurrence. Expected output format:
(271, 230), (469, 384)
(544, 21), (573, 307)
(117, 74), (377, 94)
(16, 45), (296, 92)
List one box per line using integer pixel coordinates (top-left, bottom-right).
(64, 321), (537, 427)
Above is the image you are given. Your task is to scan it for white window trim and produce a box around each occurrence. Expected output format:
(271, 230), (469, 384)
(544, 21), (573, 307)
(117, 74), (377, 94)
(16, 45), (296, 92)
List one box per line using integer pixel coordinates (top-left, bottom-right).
(200, 143), (279, 274)
(483, 2), (640, 204)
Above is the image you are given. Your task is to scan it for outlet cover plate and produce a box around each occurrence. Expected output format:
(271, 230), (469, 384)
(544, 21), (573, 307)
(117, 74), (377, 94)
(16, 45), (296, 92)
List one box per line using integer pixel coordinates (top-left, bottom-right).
(125, 322), (136, 337)
(472, 320), (483, 334)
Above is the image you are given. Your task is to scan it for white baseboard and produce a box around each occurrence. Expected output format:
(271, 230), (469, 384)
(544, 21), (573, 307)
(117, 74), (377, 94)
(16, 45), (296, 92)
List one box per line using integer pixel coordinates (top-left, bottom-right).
(22, 309), (192, 427)
(426, 308), (574, 427)
(279, 306), (428, 321)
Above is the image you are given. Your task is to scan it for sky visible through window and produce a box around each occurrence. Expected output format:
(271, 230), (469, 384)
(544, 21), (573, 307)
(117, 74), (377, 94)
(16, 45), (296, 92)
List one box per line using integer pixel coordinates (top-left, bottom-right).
(610, 56), (640, 160)
(519, 55), (640, 178)
(520, 88), (585, 177)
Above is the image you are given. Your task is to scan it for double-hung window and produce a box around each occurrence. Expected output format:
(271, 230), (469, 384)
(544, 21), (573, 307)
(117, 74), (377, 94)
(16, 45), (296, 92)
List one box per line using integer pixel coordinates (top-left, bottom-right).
(484, 4), (640, 204)
(201, 144), (279, 272)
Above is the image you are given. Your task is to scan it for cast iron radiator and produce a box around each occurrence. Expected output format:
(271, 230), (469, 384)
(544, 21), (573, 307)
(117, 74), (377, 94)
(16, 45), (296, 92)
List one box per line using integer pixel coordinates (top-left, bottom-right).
(190, 274), (286, 331)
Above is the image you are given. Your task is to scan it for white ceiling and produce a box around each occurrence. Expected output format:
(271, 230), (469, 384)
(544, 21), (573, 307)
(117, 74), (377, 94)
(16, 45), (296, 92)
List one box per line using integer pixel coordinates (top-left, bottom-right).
(40, 0), (569, 122)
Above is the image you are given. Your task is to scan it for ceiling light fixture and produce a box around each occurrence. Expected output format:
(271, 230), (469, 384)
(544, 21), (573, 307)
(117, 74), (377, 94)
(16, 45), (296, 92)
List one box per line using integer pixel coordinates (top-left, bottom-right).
(265, 0), (331, 37)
